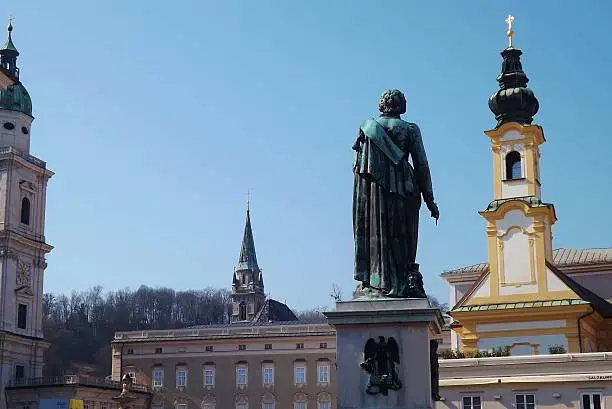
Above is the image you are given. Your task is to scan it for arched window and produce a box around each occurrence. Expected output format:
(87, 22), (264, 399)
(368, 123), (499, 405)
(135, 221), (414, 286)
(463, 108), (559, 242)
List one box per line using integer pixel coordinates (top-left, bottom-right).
(239, 302), (247, 321)
(20, 197), (30, 225)
(505, 151), (522, 180)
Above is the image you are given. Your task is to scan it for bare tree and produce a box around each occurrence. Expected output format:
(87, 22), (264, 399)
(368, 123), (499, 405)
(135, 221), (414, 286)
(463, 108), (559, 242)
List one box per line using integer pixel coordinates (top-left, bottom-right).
(329, 283), (343, 302)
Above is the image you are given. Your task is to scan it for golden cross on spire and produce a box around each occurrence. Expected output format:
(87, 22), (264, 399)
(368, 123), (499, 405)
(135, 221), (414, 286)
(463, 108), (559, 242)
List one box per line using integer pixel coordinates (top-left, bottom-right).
(505, 14), (515, 48)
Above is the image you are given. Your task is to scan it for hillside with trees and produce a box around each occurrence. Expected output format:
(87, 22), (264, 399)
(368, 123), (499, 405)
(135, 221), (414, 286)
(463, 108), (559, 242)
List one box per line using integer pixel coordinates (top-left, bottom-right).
(42, 285), (448, 377)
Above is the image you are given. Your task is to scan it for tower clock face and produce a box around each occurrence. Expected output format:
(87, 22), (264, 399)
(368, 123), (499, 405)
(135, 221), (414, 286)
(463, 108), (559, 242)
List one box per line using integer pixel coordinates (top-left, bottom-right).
(16, 263), (31, 287)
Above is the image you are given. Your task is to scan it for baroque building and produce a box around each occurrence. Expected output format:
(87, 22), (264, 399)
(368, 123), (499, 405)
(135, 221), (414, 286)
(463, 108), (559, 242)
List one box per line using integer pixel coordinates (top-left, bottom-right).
(0, 17), (53, 407)
(112, 209), (337, 409)
(437, 16), (612, 409)
(0, 19), (151, 409)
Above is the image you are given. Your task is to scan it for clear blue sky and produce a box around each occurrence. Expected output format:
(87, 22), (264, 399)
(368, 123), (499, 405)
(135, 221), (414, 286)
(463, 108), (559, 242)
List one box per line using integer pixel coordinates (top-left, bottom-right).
(4, 1), (611, 311)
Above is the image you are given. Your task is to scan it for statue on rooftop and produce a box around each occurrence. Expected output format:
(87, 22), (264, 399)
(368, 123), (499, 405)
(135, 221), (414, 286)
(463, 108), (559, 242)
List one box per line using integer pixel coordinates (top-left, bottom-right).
(352, 89), (439, 298)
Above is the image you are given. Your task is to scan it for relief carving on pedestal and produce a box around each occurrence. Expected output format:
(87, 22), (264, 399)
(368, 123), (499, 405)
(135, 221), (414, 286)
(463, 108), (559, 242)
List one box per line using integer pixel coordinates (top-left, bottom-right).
(360, 336), (401, 396)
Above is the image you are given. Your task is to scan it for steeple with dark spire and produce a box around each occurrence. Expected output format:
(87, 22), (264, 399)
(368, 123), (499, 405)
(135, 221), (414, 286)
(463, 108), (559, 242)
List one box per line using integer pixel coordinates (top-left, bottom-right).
(236, 208), (260, 272)
(231, 201), (265, 322)
(1, 17), (20, 80)
(488, 15), (539, 128)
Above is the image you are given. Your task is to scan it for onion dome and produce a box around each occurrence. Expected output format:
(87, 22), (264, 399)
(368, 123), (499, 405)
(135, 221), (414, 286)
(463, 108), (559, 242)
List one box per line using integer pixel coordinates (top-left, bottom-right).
(0, 83), (32, 115)
(488, 16), (539, 128)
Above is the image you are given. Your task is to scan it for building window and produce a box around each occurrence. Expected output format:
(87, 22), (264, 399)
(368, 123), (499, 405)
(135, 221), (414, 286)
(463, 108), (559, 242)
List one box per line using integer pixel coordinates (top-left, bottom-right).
(126, 348), (134, 355)
(239, 302), (247, 321)
(581, 393), (602, 409)
(263, 404), (274, 409)
(296, 343), (304, 349)
(202, 404), (214, 409)
(176, 367), (187, 388)
(516, 394), (535, 409)
(20, 197), (30, 225)
(236, 365), (248, 386)
(265, 344), (272, 350)
(155, 347), (163, 354)
(17, 304), (27, 329)
(294, 365), (306, 384)
(263, 365), (274, 385)
(238, 344), (246, 351)
(205, 346), (213, 352)
(236, 404), (248, 409)
(318, 403), (330, 409)
(506, 151), (522, 179)
(152, 368), (163, 388)
(176, 404), (187, 409)
(294, 403), (306, 409)
(319, 342), (327, 349)
(317, 362), (329, 383)
(462, 396), (482, 409)
(15, 365), (24, 379)
(204, 366), (215, 386)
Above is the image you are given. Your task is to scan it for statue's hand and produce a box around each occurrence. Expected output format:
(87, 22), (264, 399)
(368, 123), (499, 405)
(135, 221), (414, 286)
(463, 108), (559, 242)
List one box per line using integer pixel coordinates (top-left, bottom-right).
(426, 200), (440, 222)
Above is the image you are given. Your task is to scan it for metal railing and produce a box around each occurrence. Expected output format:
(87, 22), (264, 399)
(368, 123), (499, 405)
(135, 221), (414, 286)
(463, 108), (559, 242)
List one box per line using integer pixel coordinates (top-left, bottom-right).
(6, 375), (152, 393)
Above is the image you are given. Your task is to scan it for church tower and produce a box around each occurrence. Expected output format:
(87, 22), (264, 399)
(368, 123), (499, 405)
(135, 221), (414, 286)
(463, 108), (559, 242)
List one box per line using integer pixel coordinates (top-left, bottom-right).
(477, 16), (557, 303)
(448, 17), (607, 355)
(0, 18), (53, 397)
(231, 206), (265, 322)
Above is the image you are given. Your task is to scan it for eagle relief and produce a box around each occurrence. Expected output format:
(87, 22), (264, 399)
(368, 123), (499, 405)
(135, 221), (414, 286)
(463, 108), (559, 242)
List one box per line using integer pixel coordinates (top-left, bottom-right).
(360, 336), (401, 395)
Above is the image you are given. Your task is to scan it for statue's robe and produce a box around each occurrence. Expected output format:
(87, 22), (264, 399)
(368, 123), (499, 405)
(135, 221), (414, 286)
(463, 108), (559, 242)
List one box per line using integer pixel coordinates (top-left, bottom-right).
(352, 116), (434, 295)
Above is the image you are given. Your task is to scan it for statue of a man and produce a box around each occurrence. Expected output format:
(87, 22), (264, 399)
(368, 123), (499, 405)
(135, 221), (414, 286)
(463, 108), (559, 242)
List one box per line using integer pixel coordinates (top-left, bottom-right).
(353, 89), (439, 298)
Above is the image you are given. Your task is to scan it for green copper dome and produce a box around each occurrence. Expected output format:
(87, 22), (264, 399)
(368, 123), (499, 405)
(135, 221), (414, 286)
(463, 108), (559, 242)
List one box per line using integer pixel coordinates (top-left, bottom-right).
(0, 82), (32, 115)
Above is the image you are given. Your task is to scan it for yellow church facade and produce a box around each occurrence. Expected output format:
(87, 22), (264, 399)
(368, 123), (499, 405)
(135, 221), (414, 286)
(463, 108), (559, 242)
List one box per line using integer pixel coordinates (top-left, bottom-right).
(441, 17), (612, 359)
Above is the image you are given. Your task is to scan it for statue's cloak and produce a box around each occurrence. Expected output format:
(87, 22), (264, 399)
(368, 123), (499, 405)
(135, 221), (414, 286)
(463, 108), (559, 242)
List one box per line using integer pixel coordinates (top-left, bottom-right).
(354, 118), (420, 199)
(352, 117), (433, 294)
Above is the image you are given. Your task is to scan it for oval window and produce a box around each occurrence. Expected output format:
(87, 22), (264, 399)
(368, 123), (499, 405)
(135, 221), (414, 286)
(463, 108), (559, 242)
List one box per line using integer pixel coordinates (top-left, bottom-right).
(21, 126), (29, 135)
(3, 122), (15, 130)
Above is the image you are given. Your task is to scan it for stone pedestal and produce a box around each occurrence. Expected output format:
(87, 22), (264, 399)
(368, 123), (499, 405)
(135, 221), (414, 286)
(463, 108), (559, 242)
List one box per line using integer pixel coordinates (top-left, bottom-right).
(324, 298), (443, 409)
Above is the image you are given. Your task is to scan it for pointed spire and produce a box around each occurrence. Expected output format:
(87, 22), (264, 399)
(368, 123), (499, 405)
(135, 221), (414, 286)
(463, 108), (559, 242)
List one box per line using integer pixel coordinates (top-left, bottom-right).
(488, 14), (539, 127)
(236, 205), (260, 272)
(1, 16), (20, 79)
(2, 17), (18, 53)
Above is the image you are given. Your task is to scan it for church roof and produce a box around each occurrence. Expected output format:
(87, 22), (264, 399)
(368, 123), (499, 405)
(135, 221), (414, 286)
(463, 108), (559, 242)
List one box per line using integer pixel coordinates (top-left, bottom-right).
(546, 261), (612, 318)
(452, 261), (612, 318)
(442, 248), (612, 278)
(252, 298), (299, 323)
(236, 209), (259, 272)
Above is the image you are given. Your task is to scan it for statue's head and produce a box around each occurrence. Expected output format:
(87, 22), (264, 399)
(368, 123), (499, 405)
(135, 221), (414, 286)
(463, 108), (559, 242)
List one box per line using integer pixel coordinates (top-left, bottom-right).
(378, 89), (406, 116)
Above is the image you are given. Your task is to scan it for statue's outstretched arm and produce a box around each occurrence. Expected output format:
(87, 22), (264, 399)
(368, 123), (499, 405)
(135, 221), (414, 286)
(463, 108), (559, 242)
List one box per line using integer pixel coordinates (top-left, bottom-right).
(408, 124), (435, 203)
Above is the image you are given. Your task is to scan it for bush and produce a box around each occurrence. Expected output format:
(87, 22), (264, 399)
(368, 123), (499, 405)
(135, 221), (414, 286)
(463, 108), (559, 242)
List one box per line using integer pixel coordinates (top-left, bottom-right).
(439, 346), (511, 359)
(548, 345), (567, 354)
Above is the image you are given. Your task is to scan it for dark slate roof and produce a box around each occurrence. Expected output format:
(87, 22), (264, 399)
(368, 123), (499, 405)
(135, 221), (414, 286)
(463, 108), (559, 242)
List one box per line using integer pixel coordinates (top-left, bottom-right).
(442, 248), (612, 278)
(236, 209), (259, 272)
(253, 298), (298, 323)
(546, 261), (612, 318)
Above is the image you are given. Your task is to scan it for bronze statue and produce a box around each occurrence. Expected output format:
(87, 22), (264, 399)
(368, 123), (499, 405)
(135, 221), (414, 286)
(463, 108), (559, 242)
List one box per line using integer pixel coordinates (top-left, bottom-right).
(361, 336), (402, 395)
(353, 89), (439, 298)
